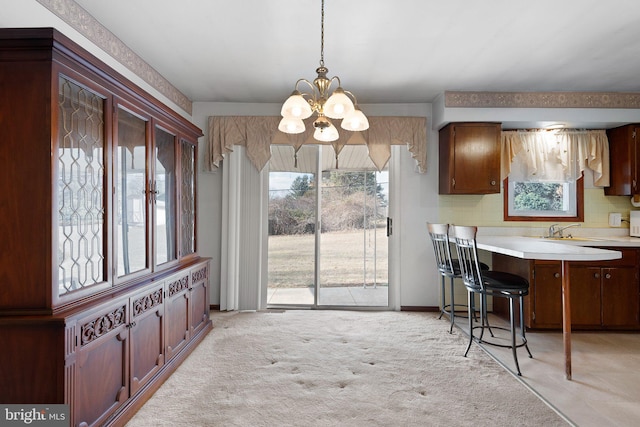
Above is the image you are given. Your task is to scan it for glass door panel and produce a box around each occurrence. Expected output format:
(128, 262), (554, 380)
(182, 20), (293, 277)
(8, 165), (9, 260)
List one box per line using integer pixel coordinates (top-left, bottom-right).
(267, 145), (389, 308)
(318, 149), (389, 307)
(57, 76), (106, 296)
(267, 145), (317, 305)
(115, 107), (148, 277)
(180, 139), (196, 257)
(154, 127), (177, 266)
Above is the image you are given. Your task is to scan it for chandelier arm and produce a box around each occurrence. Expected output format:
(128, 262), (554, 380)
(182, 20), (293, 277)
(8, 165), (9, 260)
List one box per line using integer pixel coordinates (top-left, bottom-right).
(295, 78), (320, 100)
(342, 89), (359, 105)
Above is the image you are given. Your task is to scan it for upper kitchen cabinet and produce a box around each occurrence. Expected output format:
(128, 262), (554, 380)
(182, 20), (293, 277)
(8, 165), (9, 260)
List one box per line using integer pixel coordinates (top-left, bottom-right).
(605, 124), (640, 196)
(438, 122), (502, 194)
(0, 28), (203, 313)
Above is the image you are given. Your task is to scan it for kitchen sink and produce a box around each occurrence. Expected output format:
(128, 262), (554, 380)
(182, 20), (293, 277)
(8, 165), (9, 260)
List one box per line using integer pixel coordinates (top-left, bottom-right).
(524, 236), (606, 242)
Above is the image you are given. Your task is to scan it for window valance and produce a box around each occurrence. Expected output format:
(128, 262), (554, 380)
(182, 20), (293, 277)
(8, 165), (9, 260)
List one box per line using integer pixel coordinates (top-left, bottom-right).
(501, 129), (610, 186)
(206, 116), (427, 173)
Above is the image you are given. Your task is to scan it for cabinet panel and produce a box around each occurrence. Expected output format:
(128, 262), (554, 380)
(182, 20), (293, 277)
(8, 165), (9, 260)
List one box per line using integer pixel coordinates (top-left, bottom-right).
(602, 267), (639, 326)
(129, 285), (164, 395)
(605, 124), (640, 196)
(569, 266), (603, 327)
(532, 263), (563, 328)
(165, 272), (191, 360)
(190, 263), (209, 337)
(74, 302), (129, 427)
(439, 122), (501, 194)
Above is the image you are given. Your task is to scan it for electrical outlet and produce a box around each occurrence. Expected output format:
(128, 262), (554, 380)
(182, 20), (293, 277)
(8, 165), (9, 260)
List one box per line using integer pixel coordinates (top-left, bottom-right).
(609, 212), (622, 227)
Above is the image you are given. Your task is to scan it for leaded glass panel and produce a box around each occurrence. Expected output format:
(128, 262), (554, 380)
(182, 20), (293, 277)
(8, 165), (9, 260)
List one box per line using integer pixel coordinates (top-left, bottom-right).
(57, 76), (105, 295)
(180, 140), (195, 256)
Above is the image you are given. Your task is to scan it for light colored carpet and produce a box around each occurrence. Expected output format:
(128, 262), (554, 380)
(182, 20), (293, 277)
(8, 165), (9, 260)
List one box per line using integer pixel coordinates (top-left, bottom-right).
(126, 310), (568, 426)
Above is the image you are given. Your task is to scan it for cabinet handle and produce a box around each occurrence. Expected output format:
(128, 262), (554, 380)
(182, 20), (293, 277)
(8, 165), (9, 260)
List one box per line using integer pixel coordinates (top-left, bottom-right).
(605, 273), (611, 279)
(554, 272), (560, 278)
(490, 180), (496, 186)
(594, 273), (600, 279)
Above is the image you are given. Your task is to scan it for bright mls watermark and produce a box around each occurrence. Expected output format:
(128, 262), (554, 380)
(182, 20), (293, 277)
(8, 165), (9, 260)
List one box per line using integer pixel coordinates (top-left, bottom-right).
(0, 405), (69, 427)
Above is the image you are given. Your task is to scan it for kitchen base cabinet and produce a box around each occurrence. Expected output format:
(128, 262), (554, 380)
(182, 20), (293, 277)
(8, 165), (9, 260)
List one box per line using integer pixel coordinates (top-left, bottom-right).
(492, 250), (640, 331)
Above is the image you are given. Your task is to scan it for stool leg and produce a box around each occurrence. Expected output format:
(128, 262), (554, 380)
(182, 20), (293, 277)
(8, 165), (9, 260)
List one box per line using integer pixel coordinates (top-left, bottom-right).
(520, 295), (533, 358)
(449, 276), (455, 333)
(438, 274), (446, 320)
(464, 290), (474, 357)
(510, 297), (522, 376)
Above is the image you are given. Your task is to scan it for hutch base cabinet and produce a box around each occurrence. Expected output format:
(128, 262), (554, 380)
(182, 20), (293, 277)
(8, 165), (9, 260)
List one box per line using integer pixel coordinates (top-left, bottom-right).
(0, 28), (212, 426)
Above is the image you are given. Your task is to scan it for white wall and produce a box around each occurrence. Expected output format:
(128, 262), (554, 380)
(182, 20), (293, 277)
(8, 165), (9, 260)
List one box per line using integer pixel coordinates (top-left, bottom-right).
(192, 102), (441, 309)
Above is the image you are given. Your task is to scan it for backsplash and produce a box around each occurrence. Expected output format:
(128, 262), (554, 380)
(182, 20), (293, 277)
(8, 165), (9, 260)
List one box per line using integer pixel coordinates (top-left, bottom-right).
(439, 188), (633, 229)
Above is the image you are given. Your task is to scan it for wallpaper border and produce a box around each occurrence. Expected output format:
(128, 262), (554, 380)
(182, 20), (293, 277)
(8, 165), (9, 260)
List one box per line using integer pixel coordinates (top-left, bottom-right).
(37, 0), (192, 114)
(445, 91), (640, 109)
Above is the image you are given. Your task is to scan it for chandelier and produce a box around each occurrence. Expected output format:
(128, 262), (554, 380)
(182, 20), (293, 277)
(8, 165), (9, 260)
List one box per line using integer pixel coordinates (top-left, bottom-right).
(278, 0), (369, 142)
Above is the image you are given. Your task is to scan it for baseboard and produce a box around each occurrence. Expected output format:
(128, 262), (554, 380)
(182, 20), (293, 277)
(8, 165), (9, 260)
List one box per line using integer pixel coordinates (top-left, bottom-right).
(401, 306), (439, 312)
(210, 304), (220, 310)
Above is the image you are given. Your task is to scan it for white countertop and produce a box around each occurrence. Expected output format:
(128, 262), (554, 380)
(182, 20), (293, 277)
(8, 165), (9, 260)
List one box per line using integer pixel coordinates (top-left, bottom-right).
(476, 235), (622, 261)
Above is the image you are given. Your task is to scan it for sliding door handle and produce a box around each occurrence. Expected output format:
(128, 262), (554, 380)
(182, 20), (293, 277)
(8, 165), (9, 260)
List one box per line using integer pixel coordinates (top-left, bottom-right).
(386, 217), (392, 237)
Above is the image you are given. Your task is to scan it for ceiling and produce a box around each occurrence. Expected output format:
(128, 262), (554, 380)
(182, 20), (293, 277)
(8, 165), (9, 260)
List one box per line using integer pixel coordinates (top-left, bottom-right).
(71, 0), (640, 106)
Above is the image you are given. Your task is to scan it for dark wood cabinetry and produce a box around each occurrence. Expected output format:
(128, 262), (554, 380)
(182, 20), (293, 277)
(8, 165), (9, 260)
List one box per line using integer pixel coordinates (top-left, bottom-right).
(0, 28), (212, 427)
(605, 124), (640, 196)
(439, 122), (501, 194)
(493, 249), (640, 330)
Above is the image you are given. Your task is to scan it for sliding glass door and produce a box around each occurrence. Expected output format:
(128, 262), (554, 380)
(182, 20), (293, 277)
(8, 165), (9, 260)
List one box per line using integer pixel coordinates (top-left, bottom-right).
(267, 145), (389, 308)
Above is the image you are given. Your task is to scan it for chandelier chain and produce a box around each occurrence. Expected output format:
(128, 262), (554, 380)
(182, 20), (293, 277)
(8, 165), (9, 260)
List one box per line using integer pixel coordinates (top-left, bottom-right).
(320, 0), (325, 67)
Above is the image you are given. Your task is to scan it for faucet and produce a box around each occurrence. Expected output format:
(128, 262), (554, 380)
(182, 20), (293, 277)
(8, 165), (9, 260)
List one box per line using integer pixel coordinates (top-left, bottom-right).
(547, 223), (581, 238)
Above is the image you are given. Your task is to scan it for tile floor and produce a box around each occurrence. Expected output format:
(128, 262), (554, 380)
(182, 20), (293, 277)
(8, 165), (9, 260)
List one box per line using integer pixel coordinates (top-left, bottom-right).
(451, 314), (640, 427)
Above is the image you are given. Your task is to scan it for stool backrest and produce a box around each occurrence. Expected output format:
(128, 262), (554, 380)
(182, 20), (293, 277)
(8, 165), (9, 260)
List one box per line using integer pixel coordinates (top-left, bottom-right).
(451, 225), (485, 291)
(427, 222), (456, 276)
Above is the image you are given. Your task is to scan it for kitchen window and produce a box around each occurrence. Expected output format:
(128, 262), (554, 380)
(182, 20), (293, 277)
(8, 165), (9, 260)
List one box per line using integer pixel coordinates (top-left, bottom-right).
(502, 129), (608, 221)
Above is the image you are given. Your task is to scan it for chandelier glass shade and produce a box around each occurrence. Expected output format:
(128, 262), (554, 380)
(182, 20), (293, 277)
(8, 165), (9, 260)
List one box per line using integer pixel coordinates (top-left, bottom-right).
(279, 0), (368, 142)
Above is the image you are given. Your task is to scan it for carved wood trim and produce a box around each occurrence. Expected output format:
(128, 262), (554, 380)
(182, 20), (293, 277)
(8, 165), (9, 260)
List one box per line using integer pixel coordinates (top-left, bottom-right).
(192, 266), (207, 284)
(80, 305), (126, 346)
(132, 288), (163, 318)
(167, 275), (189, 297)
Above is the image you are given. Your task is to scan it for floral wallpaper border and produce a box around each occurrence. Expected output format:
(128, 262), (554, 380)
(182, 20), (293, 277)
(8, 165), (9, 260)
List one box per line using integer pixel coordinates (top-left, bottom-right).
(37, 0), (192, 114)
(445, 91), (640, 109)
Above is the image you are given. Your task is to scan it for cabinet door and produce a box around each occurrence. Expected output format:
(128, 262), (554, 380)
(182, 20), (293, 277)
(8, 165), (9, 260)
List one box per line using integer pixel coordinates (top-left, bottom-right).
(56, 75), (109, 301)
(115, 104), (151, 280)
(154, 126), (178, 267)
(570, 266), (602, 327)
(602, 267), (639, 327)
(164, 272), (191, 360)
(74, 301), (129, 427)
(605, 124), (637, 196)
(190, 263), (210, 337)
(439, 123), (501, 194)
(180, 139), (197, 257)
(532, 263), (562, 328)
(129, 285), (164, 395)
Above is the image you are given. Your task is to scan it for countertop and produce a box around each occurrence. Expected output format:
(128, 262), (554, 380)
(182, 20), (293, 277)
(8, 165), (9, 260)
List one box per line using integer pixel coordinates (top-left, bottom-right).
(475, 235), (622, 261)
(468, 227), (640, 261)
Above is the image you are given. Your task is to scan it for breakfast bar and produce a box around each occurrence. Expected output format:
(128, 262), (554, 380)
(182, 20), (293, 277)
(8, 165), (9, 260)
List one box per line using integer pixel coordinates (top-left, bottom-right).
(475, 236), (622, 380)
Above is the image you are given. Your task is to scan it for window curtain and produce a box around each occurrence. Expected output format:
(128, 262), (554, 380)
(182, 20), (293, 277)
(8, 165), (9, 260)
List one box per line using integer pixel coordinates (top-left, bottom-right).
(501, 129), (610, 186)
(206, 116), (427, 173)
(220, 146), (268, 311)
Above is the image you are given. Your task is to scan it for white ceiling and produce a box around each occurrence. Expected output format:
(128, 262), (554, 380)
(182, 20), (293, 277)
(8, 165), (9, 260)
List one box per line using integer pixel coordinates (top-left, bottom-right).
(71, 0), (640, 105)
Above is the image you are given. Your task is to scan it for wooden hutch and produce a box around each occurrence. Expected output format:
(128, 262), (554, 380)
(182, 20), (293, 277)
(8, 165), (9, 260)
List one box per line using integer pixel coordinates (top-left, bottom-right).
(0, 28), (212, 426)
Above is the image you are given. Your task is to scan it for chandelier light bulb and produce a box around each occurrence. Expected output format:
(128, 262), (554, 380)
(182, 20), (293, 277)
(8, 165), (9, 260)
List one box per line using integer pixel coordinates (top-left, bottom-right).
(324, 88), (355, 119)
(278, 117), (305, 134)
(341, 107), (369, 132)
(313, 122), (339, 142)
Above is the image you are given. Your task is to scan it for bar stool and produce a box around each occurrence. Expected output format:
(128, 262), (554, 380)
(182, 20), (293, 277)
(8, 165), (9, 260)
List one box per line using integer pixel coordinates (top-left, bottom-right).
(427, 223), (489, 333)
(451, 225), (532, 376)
